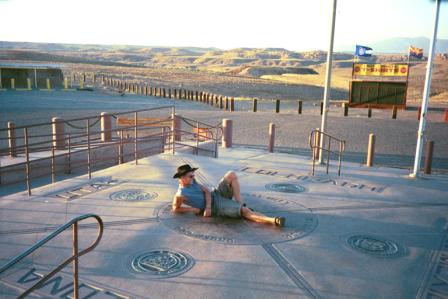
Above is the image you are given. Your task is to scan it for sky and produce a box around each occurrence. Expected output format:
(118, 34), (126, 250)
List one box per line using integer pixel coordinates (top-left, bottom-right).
(0, 0), (447, 51)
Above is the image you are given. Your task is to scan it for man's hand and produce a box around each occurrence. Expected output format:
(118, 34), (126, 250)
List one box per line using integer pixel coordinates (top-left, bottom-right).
(203, 207), (212, 217)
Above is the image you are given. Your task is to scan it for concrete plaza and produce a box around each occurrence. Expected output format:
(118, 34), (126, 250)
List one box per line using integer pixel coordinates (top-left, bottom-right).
(0, 147), (447, 298)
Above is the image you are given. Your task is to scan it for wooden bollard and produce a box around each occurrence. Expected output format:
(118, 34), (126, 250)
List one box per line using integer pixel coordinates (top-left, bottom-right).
(195, 91), (199, 101)
(253, 98), (258, 112)
(169, 88), (172, 98)
(417, 106), (422, 120)
(225, 97), (229, 110)
(366, 133), (375, 167)
(320, 102), (324, 115)
(222, 119), (233, 148)
(171, 113), (181, 142)
(275, 99), (280, 113)
(424, 141), (434, 174)
(268, 123), (275, 153)
(52, 117), (65, 150)
(230, 98), (235, 112)
(343, 103), (348, 116)
(368, 105), (372, 118)
(392, 106), (397, 119)
(298, 100), (302, 114)
(163, 88), (166, 98)
(444, 109), (448, 123)
(7, 121), (17, 157)
(100, 112), (112, 142)
(219, 96), (223, 109)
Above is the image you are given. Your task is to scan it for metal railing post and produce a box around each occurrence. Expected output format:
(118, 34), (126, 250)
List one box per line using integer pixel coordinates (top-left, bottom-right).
(134, 112), (138, 164)
(338, 142), (344, 176)
(51, 145), (56, 183)
(311, 131), (316, 176)
(86, 119), (91, 179)
(196, 122), (199, 155)
(67, 134), (71, 174)
(24, 128), (31, 196)
(119, 130), (124, 164)
(72, 222), (79, 299)
(214, 127), (218, 158)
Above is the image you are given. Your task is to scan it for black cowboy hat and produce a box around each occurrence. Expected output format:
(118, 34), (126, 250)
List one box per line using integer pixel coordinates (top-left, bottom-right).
(173, 164), (198, 178)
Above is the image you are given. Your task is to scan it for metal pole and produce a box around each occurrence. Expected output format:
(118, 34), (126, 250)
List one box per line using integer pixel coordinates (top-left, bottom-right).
(86, 120), (91, 179)
(410, 0), (440, 178)
(319, 0), (337, 164)
(72, 222), (79, 299)
(24, 128), (31, 196)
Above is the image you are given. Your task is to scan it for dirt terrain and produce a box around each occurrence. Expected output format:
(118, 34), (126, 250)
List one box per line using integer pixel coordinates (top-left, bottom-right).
(0, 41), (447, 104)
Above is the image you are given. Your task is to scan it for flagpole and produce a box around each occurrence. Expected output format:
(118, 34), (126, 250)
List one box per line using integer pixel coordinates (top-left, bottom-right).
(410, 0), (441, 178)
(319, 0), (337, 164)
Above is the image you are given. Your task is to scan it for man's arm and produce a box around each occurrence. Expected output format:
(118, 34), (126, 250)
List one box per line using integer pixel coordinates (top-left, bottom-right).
(172, 195), (201, 214)
(198, 184), (212, 217)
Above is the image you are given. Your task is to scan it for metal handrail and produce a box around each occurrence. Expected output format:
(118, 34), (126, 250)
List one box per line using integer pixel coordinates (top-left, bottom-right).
(0, 118), (172, 154)
(309, 129), (346, 176)
(0, 213), (104, 299)
(0, 105), (175, 132)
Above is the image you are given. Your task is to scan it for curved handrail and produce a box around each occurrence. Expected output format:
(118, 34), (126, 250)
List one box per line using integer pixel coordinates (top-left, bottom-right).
(309, 129), (345, 151)
(309, 129), (346, 176)
(0, 213), (104, 299)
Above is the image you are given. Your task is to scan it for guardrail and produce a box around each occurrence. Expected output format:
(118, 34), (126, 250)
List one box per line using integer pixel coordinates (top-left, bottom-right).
(0, 213), (104, 299)
(309, 129), (346, 176)
(0, 106), (221, 195)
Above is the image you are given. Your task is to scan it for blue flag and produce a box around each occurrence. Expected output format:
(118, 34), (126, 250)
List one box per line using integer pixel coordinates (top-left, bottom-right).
(355, 45), (373, 57)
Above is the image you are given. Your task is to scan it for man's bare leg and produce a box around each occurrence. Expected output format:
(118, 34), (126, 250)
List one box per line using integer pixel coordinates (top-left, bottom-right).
(224, 171), (241, 202)
(241, 206), (278, 225)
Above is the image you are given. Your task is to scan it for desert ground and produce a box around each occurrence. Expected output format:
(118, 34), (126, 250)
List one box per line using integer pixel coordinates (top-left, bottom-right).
(1, 43), (447, 105)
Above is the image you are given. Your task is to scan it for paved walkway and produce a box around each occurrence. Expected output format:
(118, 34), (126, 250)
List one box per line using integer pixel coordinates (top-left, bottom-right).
(1, 148), (447, 298)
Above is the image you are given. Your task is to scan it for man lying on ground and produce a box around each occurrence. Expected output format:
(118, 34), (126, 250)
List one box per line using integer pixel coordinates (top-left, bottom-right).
(172, 164), (286, 227)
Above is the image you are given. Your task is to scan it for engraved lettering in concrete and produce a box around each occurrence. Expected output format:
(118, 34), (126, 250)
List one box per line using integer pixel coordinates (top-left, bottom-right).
(12, 267), (129, 298)
(240, 166), (387, 193)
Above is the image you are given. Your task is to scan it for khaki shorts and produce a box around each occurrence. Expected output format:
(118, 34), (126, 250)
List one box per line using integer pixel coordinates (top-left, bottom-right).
(212, 178), (242, 218)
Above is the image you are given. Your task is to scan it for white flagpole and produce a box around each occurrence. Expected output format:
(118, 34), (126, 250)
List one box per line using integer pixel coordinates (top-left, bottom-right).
(319, 0), (337, 164)
(410, 0), (441, 177)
